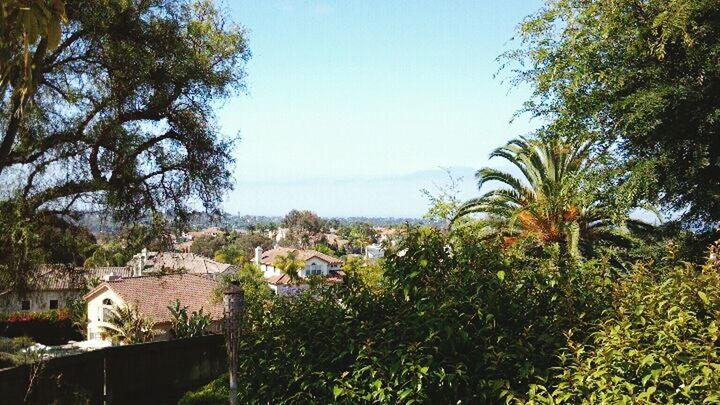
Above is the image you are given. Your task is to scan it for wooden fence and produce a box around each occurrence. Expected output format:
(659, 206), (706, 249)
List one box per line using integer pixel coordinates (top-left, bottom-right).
(0, 334), (226, 404)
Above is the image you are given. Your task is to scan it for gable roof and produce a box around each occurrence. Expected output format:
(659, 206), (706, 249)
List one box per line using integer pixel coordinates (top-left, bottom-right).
(259, 247), (342, 266)
(84, 274), (223, 323)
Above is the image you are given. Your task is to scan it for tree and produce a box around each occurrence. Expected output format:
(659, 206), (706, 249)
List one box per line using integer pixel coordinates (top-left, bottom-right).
(282, 210), (323, 234)
(507, 0), (720, 226)
(1, 0), (249, 289)
(190, 235), (227, 258)
(100, 304), (155, 345)
(273, 251), (305, 283)
(83, 240), (128, 268)
(1, 1), (67, 109)
(454, 138), (646, 256)
(214, 243), (246, 266)
(231, 232), (274, 259)
(420, 168), (464, 228)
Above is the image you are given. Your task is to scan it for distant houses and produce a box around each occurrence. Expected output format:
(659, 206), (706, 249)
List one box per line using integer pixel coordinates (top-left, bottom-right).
(84, 273), (223, 343)
(254, 247), (344, 295)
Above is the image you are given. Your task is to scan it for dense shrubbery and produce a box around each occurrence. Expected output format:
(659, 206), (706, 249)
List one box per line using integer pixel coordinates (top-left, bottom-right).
(0, 309), (82, 345)
(182, 225), (656, 403)
(0, 336), (37, 369)
(528, 248), (720, 403)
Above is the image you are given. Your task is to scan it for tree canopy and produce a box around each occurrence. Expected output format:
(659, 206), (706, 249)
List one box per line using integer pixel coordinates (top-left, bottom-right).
(455, 137), (647, 257)
(0, 0), (249, 289)
(1, 0), (248, 219)
(506, 0), (720, 226)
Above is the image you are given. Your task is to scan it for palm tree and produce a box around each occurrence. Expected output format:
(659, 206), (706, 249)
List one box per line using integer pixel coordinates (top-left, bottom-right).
(273, 251), (306, 283)
(100, 304), (155, 344)
(454, 137), (646, 256)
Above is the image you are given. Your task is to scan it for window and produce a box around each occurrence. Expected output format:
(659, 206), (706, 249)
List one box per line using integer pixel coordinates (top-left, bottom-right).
(100, 298), (114, 322)
(49, 300), (59, 310)
(21, 300), (30, 310)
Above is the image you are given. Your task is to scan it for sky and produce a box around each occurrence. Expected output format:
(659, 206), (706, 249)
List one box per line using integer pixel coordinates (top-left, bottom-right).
(218, 0), (544, 217)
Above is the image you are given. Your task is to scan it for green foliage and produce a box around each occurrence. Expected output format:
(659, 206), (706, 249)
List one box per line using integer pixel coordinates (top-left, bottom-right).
(193, 231), (274, 264)
(338, 222), (377, 253)
(168, 300), (212, 339)
(273, 252), (306, 283)
(341, 256), (384, 290)
(507, 0), (720, 225)
(100, 304), (154, 345)
(190, 235), (227, 258)
(421, 168), (464, 227)
(185, 226), (617, 403)
(455, 137), (649, 258)
(528, 246), (720, 404)
(0, 336), (40, 368)
(0, 0), (250, 290)
(282, 210), (323, 234)
(66, 297), (88, 338)
(214, 263), (272, 328)
(83, 240), (128, 268)
(179, 374), (229, 405)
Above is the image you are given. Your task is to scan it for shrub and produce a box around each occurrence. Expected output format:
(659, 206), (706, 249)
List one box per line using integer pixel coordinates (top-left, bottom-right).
(0, 309), (81, 345)
(0, 336), (38, 369)
(183, 226), (618, 403)
(528, 248), (720, 403)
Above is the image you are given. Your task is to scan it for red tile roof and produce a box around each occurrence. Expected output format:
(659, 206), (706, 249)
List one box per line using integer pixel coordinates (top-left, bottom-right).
(84, 274), (223, 323)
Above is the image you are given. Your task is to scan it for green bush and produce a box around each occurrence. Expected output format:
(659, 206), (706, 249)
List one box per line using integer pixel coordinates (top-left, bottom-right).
(528, 255), (720, 403)
(179, 375), (229, 405)
(183, 226), (617, 403)
(0, 336), (38, 368)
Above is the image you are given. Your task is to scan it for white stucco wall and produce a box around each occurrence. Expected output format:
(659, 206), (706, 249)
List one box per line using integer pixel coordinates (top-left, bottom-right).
(86, 288), (125, 341)
(0, 290), (82, 313)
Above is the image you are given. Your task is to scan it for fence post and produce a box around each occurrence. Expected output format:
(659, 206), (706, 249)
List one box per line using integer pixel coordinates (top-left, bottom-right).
(223, 282), (243, 405)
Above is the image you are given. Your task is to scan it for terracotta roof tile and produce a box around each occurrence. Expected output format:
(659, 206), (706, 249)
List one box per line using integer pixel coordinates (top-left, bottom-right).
(85, 274), (223, 323)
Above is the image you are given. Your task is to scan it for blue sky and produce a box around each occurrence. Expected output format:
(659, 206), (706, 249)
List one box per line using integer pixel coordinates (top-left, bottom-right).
(218, 0), (544, 217)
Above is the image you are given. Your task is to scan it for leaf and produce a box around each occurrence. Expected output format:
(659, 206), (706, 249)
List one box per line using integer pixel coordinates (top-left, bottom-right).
(698, 291), (709, 305)
(332, 385), (342, 398)
(496, 271), (505, 281)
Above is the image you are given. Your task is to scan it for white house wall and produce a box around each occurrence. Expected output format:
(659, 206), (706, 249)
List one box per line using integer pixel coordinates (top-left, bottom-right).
(0, 290), (82, 313)
(86, 289), (125, 341)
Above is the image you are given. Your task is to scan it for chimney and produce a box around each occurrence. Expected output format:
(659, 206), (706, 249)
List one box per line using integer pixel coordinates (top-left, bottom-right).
(137, 248), (148, 277)
(254, 246), (263, 265)
(104, 272), (121, 282)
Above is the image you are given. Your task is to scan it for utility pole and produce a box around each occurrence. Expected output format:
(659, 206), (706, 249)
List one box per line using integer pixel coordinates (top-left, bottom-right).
(223, 282), (244, 405)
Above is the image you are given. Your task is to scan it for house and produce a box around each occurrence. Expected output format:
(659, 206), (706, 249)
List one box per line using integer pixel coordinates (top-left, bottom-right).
(128, 250), (237, 279)
(84, 273), (223, 343)
(0, 266), (133, 313)
(254, 247), (344, 295)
